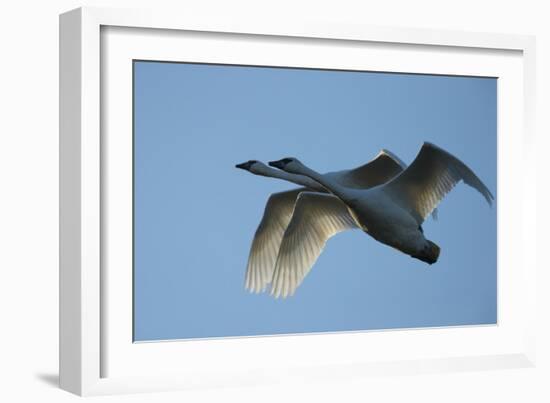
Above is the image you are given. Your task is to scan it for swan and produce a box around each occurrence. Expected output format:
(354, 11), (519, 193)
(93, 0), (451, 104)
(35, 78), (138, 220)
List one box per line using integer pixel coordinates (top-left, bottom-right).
(268, 142), (493, 298)
(236, 150), (421, 293)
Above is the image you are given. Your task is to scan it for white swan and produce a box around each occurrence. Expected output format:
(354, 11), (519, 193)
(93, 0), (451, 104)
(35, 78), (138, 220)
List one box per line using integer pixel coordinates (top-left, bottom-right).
(236, 150), (416, 293)
(268, 142), (493, 298)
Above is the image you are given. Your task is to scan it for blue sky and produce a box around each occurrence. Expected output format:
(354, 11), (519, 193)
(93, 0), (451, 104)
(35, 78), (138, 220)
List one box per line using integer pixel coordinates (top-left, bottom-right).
(133, 61), (497, 341)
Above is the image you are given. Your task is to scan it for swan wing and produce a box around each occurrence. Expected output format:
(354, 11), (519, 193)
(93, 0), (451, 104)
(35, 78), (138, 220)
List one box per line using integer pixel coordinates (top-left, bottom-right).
(244, 188), (305, 293)
(382, 142), (494, 224)
(335, 149), (406, 188)
(270, 192), (358, 298)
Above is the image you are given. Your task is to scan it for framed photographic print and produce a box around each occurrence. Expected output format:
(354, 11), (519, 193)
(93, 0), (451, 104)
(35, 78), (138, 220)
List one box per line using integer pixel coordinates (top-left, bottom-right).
(59, 6), (537, 396)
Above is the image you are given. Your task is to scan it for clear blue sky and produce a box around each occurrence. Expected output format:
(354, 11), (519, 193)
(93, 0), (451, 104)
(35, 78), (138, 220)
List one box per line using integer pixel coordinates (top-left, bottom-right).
(133, 61), (497, 341)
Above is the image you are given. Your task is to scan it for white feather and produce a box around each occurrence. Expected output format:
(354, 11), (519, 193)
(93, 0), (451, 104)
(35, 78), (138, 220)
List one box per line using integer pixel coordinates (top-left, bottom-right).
(270, 192), (358, 298)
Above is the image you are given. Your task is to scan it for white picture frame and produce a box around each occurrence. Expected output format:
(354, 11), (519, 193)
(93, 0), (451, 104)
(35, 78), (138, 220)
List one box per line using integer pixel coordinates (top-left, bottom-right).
(59, 6), (538, 396)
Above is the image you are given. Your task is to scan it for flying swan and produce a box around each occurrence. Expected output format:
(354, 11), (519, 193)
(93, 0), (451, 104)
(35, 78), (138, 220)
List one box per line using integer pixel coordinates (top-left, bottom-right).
(268, 142), (494, 298)
(236, 150), (421, 293)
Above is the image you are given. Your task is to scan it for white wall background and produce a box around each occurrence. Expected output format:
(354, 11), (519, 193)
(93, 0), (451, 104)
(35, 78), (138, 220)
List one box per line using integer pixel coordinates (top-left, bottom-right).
(0, 0), (548, 401)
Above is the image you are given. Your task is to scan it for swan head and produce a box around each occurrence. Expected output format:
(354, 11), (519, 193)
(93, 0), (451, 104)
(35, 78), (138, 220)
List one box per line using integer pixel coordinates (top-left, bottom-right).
(236, 160), (281, 177)
(268, 157), (303, 174)
(235, 160), (262, 173)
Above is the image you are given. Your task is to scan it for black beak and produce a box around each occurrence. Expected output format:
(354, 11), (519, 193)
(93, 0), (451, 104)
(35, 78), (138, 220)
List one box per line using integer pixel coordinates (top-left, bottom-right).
(268, 160), (285, 170)
(235, 162), (249, 170)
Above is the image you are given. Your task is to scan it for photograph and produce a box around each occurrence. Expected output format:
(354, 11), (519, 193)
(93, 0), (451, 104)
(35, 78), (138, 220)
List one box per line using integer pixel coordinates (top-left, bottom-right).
(132, 60), (497, 342)
(1, 0), (543, 399)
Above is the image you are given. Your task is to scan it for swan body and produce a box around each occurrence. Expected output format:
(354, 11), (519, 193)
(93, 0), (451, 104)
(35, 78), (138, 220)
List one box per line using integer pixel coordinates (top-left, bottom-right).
(236, 150), (414, 293)
(336, 186), (432, 257)
(269, 142), (493, 298)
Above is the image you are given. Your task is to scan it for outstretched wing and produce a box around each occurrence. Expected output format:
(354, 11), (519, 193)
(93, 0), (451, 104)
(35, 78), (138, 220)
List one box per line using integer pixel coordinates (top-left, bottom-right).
(334, 149), (406, 188)
(382, 142), (494, 225)
(270, 192), (358, 298)
(244, 188), (305, 293)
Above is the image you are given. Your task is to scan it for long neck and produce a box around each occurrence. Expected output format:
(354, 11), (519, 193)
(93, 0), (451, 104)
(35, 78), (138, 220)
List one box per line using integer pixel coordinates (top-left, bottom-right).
(293, 164), (349, 201)
(258, 166), (325, 192)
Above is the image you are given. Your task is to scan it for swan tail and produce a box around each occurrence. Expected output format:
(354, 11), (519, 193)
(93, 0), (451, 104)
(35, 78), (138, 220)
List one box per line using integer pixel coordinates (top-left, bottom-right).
(411, 240), (440, 265)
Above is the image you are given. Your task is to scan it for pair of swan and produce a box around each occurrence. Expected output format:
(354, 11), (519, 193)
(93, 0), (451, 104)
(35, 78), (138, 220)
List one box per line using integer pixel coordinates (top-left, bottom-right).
(236, 149), (415, 294)
(237, 143), (493, 298)
(236, 148), (428, 295)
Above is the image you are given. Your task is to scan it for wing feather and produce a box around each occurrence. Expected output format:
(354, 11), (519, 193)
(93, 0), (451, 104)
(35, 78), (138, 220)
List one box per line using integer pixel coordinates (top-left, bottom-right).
(382, 142), (494, 224)
(270, 192), (358, 298)
(334, 149), (406, 189)
(244, 189), (304, 293)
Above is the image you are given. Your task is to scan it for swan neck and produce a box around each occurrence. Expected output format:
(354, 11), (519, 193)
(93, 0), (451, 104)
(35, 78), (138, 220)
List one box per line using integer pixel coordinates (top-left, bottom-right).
(264, 166), (324, 190)
(297, 165), (347, 198)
